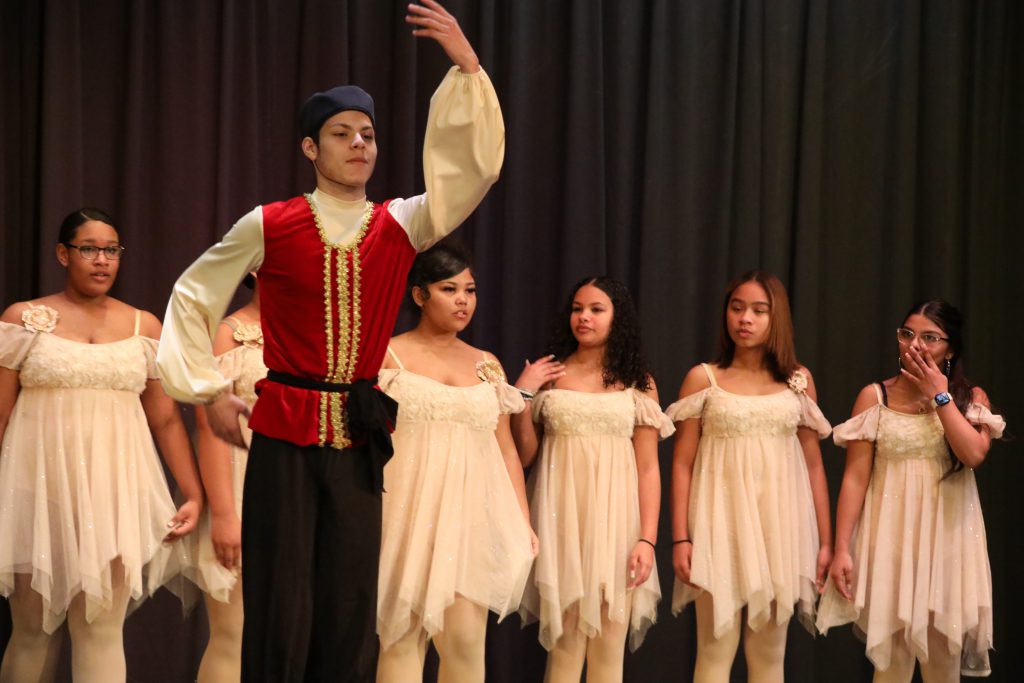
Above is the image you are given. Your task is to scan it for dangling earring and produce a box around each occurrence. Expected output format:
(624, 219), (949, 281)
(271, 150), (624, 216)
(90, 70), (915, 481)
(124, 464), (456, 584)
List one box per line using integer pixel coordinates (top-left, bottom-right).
(944, 358), (951, 376)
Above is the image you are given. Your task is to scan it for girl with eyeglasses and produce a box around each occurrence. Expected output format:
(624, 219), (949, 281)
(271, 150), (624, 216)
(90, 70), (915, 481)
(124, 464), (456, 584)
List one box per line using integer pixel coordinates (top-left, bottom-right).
(668, 270), (832, 683)
(817, 300), (1004, 681)
(0, 208), (204, 682)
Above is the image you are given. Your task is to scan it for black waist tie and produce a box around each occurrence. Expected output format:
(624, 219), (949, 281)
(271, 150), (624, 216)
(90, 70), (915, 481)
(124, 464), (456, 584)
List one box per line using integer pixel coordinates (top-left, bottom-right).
(266, 370), (398, 492)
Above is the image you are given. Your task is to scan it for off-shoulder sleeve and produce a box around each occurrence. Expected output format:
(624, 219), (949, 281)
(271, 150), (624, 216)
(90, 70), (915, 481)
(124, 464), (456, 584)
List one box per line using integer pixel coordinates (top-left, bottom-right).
(0, 321), (39, 371)
(664, 388), (710, 424)
(965, 403), (1006, 439)
(631, 390), (675, 439)
(531, 390), (551, 424)
(139, 337), (160, 380)
(796, 392), (832, 438)
(215, 346), (245, 385)
(387, 67), (505, 251)
(377, 368), (401, 395)
(495, 382), (527, 416)
(832, 404), (882, 447)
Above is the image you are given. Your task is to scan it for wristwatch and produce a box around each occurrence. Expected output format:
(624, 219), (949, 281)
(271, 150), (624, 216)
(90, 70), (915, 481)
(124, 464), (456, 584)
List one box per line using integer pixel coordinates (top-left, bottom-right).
(933, 392), (952, 408)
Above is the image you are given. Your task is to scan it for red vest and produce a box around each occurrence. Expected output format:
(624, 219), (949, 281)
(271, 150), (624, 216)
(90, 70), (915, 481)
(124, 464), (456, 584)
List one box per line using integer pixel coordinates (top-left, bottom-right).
(249, 195), (416, 448)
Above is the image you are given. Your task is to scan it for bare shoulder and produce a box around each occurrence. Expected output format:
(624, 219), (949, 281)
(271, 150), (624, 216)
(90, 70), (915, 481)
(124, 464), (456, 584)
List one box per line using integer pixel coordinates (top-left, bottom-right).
(678, 363), (712, 398)
(0, 301), (32, 325)
(137, 309), (163, 339)
(636, 375), (659, 402)
(851, 383), (881, 417)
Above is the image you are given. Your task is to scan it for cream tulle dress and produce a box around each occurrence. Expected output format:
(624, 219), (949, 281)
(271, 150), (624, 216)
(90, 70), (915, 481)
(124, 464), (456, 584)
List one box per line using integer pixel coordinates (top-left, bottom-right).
(187, 318), (266, 602)
(666, 363), (831, 637)
(816, 384), (1004, 676)
(376, 349), (534, 649)
(0, 305), (192, 633)
(520, 386), (674, 652)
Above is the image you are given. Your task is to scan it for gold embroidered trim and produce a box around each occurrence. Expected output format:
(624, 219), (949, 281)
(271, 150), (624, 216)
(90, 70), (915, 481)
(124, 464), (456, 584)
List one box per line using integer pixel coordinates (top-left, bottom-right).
(305, 193), (373, 448)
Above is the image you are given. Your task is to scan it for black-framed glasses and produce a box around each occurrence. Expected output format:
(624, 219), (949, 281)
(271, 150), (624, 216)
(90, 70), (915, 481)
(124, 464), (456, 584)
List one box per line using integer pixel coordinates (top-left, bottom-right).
(896, 327), (948, 346)
(65, 244), (126, 260)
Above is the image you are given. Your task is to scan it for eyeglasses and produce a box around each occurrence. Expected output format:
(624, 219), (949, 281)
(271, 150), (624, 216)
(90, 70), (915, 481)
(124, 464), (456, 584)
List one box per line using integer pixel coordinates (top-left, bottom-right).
(65, 244), (126, 260)
(896, 327), (948, 346)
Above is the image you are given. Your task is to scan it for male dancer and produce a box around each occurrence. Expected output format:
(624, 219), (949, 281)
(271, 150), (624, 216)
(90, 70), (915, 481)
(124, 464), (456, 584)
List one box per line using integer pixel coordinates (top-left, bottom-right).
(157, 2), (503, 680)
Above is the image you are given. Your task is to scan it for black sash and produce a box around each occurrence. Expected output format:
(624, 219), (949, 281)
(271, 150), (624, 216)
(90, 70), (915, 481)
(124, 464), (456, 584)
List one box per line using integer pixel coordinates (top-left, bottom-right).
(266, 370), (398, 492)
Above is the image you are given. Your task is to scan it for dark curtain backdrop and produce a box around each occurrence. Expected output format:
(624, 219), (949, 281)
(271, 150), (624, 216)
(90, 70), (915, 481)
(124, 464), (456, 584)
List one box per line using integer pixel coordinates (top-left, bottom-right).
(1, 1), (1021, 681)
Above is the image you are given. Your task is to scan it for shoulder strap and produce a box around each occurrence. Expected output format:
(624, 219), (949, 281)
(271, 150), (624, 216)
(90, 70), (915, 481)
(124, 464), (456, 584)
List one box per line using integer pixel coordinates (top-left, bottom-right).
(700, 363), (719, 388)
(222, 316), (241, 332)
(874, 382), (887, 406)
(133, 309), (141, 336)
(386, 345), (405, 370)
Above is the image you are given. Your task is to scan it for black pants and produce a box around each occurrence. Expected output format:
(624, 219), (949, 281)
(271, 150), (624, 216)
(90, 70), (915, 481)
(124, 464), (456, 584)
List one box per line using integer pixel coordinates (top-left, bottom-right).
(241, 433), (381, 683)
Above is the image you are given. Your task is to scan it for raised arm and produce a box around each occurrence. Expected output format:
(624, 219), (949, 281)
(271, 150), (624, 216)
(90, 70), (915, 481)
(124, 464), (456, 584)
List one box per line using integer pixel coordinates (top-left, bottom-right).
(390, 1), (505, 250)
(510, 355), (565, 467)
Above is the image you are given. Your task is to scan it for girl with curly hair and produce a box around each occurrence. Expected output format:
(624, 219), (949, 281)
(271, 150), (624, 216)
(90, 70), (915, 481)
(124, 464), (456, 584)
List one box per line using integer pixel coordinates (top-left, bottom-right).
(512, 276), (673, 682)
(668, 270), (832, 683)
(817, 300), (1004, 681)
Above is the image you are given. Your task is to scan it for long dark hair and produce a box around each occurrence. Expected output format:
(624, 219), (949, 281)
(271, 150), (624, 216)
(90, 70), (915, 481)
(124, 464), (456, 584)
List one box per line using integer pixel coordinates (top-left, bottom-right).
(58, 207), (117, 244)
(903, 299), (973, 478)
(545, 276), (651, 391)
(714, 270), (799, 382)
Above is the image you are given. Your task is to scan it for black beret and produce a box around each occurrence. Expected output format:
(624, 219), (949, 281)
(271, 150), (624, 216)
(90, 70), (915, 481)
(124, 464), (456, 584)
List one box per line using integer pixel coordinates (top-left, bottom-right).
(298, 85), (375, 140)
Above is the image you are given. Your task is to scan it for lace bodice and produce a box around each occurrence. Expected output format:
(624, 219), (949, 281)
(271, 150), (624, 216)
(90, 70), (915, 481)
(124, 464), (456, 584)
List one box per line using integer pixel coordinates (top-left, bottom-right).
(379, 368), (523, 432)
(833, 400), (1005, 463)
(533, 388), (674, 438)
(665, 364), (830, 439)
(17, 333), (155, 394)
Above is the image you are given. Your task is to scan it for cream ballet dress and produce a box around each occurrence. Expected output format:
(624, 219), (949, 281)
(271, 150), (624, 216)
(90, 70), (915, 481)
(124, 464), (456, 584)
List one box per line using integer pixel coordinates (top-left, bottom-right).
(816, 384), (1004, 676)
(666, 363), (831, 637)
(376, 349), (534, 649)
(0, 305), (192, 633)
(187, 317), (267, 602)
(520, 386), (674, 652)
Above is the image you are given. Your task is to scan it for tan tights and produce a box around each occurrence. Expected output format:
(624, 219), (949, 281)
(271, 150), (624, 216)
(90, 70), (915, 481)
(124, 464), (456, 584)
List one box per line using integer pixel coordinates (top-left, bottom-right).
(1, 562), (131, 683)
(197, 581), (244, 683)
(377, 596), (488, 683)
(544, 595), (632, 683)
(872, 629), (959, 683)
(693, 592), (788, 683)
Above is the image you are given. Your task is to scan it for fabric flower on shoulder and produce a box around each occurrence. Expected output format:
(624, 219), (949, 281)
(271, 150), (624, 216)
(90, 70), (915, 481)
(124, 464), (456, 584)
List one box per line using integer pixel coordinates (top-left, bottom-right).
(787, 369), (808, 394)
(476, 358), (507, 385)
(22, 304), (59, 333)
(232, 322), (263, 349)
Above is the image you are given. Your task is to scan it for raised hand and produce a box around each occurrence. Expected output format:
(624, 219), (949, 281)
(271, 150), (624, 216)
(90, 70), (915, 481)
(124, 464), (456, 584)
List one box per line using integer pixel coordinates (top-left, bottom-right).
(514, 355), (566, 394)
(406, 0), (480, 73)
(900, 346), (949, 399)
